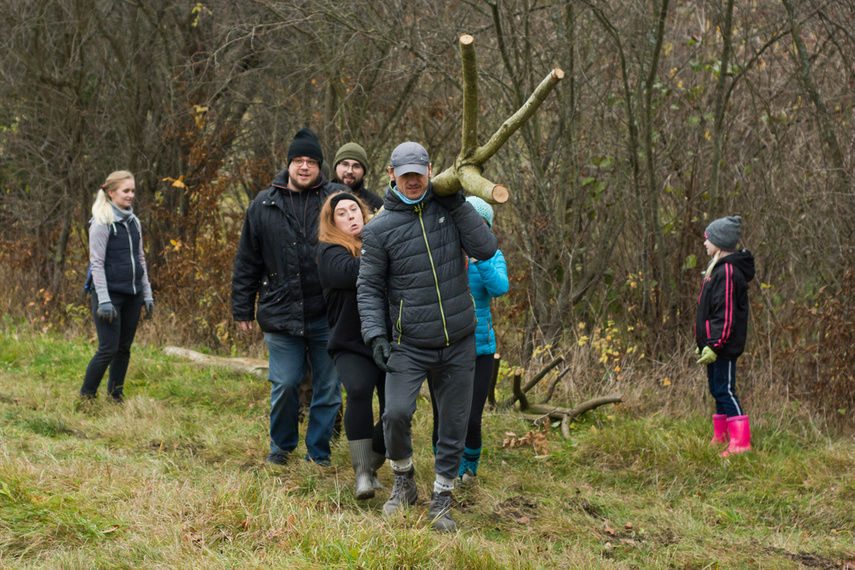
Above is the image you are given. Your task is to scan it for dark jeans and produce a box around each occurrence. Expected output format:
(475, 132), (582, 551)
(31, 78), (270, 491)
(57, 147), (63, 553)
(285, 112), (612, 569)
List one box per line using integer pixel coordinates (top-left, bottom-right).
(334, 352), (386, 456)
(383, 335), (475, 480)
(81, 290), (144, 400)
(264, 316), (341, 462)
(431, 353), (493, 451)
(707, 358), (743, 417)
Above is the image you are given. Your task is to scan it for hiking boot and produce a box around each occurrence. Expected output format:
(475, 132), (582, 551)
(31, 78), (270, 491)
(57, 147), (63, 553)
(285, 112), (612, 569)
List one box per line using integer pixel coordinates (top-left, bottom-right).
(428, 490), (457, 532)
(306, 456), (331, 467)
(382, 467), (417, 517)
(265, 452), (290, 465)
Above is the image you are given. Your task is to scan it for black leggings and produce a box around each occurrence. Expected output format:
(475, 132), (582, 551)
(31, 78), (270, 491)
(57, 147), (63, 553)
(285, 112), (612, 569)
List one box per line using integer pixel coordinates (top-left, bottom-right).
(334, 352), (386, 456)
(431, 353), (494, 451)
(80, 290), (144, 400)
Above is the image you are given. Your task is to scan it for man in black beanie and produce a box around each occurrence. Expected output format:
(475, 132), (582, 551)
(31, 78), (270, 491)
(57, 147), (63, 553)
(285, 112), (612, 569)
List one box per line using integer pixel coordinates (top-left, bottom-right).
(232, 127), (347, 466)
(332, 142), (384, 212)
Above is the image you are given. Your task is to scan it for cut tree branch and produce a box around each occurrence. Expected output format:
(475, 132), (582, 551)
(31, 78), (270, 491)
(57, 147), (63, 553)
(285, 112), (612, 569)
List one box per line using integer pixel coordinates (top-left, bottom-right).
(162, 346), (268, 378)
(498, 355), (565, 408)
(560, 394), (623, 439)
(431, 34), (562, 204)
(487, 353), (501, 406)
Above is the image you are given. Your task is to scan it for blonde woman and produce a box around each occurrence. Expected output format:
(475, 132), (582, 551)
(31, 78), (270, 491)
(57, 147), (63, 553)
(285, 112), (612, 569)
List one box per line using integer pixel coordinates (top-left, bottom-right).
(81, 171), (153, 403)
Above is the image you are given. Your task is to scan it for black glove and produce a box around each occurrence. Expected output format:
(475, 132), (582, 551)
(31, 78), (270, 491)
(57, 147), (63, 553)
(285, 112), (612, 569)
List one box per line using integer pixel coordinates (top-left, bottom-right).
(434, 190), (465, 211)
(97, 302), (117, 324)
(144, 300), (154, 320)
(370, 336), (392, 372)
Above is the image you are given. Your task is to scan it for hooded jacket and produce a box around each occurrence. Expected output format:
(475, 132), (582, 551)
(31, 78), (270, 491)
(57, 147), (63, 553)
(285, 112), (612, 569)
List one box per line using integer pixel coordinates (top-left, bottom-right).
(231, 170), (347, 334)
(470, 250), (509, 355)
(331, 178), (384, 212)
(695, 250), (755, 360)
(357, 183), (498, 349)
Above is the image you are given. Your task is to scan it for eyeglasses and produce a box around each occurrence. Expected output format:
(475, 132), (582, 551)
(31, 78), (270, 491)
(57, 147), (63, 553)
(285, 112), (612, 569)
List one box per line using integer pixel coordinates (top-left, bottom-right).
(338, 160), (363, 171)
(291, 158), (319, 168)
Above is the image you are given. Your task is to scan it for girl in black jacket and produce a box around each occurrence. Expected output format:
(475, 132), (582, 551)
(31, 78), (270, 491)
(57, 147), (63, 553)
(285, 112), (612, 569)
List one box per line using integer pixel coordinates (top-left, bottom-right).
(317, 192), (387, 498)
(81, 171), (154, 403)
(695, 215), (754, 456)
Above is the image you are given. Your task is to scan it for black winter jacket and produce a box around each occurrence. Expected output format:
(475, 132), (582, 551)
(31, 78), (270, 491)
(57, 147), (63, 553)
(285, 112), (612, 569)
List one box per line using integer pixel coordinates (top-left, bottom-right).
(331, 178), (384, 212)
(317, 242), (390, 359)
(357, 183), (498, 349)
(695, 250), (755, 360)
(231, 171), (347, 335)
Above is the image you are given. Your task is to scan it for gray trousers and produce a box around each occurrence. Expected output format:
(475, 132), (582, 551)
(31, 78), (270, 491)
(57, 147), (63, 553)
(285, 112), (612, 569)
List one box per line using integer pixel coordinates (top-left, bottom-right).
(383, 334), (475, 480)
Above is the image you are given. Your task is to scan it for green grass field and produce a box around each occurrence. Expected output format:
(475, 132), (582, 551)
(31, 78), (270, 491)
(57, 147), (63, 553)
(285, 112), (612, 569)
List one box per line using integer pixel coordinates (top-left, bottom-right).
(1, 321), (853, 569)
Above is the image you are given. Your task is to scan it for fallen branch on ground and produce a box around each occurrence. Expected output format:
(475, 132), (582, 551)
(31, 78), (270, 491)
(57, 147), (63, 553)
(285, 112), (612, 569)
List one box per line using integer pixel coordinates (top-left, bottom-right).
(162, 346), (268, 378)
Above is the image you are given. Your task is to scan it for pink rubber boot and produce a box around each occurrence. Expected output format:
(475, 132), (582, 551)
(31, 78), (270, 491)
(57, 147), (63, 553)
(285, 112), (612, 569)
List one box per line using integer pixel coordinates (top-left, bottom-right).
(711, 414), (728, 445)
(721, 415), (751, 457)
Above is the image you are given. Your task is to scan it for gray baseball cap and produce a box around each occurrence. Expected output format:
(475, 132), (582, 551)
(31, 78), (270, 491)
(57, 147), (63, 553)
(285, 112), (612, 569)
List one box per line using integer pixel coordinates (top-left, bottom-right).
(390, 141), (430, 175)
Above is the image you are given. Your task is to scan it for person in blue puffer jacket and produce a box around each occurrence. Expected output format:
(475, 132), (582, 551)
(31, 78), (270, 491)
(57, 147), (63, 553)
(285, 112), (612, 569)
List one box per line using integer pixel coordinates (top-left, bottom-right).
(430, 195), (509, 484)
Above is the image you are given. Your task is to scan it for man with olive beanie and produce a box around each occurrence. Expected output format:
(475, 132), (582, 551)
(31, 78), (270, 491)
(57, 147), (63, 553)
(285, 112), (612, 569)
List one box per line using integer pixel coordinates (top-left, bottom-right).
(332, 142), (384, 212)
(232, 127), (347, 467)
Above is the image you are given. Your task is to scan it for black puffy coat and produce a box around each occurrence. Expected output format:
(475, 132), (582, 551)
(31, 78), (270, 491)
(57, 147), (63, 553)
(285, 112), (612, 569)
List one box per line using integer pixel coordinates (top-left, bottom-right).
(231, 170), (347, 335)
(357, 184), (498, 349)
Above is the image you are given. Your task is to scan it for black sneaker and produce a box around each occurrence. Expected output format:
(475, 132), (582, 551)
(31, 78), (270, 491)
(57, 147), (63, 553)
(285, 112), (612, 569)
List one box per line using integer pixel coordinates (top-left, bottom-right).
(382, 467), (418, 516)
(428, 490), (457, 532)
(265, 452), (290, 465)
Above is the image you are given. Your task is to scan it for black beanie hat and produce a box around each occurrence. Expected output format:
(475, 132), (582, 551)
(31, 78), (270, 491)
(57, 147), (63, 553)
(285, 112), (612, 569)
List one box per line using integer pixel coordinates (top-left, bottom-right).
(287, 128), (324, 166)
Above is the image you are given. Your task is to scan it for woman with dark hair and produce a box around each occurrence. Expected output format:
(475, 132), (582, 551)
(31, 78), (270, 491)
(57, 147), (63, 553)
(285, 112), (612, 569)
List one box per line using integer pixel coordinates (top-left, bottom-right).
(81, 170), (154, 403)
(317, 192), (387, 498)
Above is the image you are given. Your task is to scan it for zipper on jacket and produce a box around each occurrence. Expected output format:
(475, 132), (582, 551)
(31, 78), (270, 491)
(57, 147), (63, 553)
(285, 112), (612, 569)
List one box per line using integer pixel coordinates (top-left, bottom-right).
(416, 203), (450, 345)
(396, 299), (403, 345)
(126, 221), (137, 294)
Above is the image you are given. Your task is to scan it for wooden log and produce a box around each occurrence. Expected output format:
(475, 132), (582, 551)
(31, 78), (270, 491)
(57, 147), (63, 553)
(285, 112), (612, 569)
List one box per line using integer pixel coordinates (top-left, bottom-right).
(430, 36), (562, 204)
(560, 394), (624, 439)
(162, 346), (268, 378)
(519, 413), (556, 425)
(511, 367), (528, 410)
(487, 353), (501, 406)
(497, 355), (565, 408)
(541, 366), (573, 404)
(521, 355), (565, 393)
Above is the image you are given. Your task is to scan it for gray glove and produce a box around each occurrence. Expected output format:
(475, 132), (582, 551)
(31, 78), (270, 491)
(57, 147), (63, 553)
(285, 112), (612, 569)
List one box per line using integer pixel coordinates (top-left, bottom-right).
(370, 337), (392, 372)
(144, 301), (154, 320)
(97, 302), (117, 324)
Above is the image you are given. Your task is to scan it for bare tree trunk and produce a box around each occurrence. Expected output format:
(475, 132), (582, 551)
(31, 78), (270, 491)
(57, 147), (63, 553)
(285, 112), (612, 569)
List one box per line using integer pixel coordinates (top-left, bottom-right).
(642, 0), (671, 327)
(781, 0), (851, 205)
(708, 0), (735, 216)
